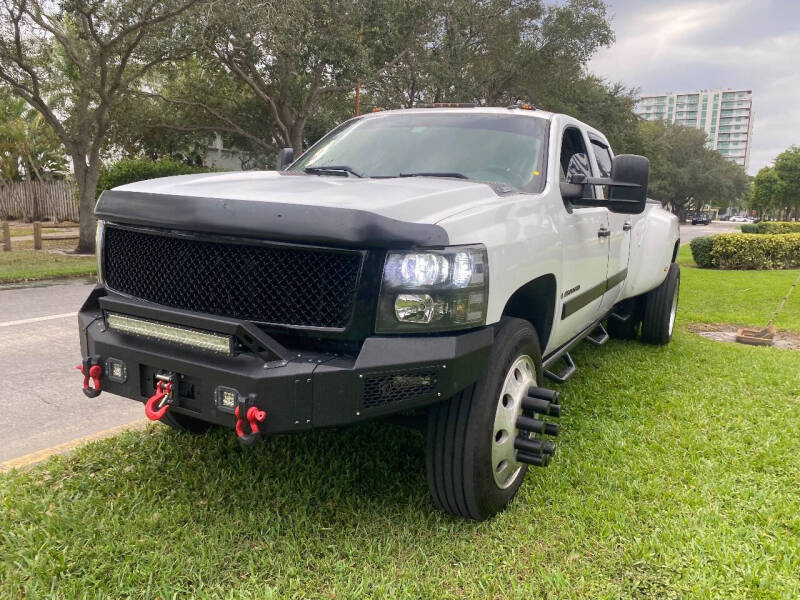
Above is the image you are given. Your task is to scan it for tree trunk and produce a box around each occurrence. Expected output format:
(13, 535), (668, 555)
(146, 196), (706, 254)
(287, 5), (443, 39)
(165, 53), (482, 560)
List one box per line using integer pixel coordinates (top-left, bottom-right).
(289, 121), (305, 157)
(73, 153), (100, 254)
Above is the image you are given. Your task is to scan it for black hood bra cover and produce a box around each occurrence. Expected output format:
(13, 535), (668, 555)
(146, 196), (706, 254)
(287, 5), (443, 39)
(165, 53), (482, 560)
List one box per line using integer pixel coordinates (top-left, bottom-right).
(95, 190), (450, 249)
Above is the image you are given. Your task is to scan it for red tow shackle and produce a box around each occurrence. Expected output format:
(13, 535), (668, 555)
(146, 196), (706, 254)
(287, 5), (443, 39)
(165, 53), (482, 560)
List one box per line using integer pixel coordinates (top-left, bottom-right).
(77, 359), (103, 398)
(235, 402), (266, 446)
(145, 380), (174, 421)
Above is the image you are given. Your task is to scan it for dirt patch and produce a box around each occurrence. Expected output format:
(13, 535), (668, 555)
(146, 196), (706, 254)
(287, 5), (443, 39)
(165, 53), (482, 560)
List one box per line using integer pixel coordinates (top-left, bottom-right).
(689, 323), (800, 350)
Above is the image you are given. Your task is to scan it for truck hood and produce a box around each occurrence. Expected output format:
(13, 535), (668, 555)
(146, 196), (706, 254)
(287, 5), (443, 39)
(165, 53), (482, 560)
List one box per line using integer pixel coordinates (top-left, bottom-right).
(96, 171), (502, 248)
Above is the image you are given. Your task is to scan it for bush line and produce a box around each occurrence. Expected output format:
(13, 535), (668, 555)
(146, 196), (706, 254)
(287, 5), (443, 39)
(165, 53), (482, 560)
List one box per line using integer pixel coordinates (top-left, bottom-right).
(739, 221), (800, 235)
(690, 233), (800, 270)
(96, 158), (213, 199)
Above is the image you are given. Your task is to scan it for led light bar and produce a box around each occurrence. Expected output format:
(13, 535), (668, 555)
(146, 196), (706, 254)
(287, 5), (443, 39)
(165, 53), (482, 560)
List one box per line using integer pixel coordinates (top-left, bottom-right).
(106, 312), (233, 356)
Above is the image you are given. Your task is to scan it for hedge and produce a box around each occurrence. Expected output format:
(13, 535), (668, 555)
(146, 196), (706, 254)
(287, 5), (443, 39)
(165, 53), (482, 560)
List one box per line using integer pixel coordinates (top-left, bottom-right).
(690, 236), (716, 268)
(711, 233), (800, 269)
(96, 158), (212, 198)
(739, 223), (759, 234)
(756, 221), (800, 235)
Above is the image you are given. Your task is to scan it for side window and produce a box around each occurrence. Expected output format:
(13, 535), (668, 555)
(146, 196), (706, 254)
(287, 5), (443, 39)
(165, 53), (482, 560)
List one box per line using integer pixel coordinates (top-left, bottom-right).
(559, 127), (594, 200)
(591, 140), (613, 178)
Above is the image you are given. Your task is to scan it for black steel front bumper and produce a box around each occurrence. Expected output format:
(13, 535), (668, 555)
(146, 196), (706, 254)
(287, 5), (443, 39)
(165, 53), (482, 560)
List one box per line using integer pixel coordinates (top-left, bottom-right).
(78, 287), (493, 434)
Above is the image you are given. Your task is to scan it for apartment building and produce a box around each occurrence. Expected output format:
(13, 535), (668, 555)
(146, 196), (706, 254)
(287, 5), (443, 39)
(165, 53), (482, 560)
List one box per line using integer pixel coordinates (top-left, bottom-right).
(635, 89), (753, 170)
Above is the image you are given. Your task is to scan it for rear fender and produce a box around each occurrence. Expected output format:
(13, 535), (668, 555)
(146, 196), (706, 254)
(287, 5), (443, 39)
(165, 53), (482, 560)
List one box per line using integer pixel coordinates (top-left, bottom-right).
(623, 204), (679, 298)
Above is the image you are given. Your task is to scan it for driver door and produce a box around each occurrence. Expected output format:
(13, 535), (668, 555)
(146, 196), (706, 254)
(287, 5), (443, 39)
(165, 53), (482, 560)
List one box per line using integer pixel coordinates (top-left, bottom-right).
(557, 126), (610, 340)
(590, 138), (632, 314)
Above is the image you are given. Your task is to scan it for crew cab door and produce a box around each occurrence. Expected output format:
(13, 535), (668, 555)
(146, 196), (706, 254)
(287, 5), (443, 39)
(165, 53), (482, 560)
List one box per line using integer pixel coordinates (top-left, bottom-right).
(590, 137), (632, 313)
(556, 126), (610, 340)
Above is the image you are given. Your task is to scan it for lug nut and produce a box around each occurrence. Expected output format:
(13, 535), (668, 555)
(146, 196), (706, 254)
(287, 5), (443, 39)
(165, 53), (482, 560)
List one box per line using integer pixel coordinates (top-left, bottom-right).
(516, 451), (550, 467)
(514, 436), (556, 456)
(516, 415), (559, 436)
(521, 396), (561, 417)
(527, 386), (559, 403)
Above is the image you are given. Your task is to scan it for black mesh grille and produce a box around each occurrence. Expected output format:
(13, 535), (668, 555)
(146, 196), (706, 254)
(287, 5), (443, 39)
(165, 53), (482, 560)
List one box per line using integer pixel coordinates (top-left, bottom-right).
(103, 226), (362, 328)
(362, 371), (438, 409)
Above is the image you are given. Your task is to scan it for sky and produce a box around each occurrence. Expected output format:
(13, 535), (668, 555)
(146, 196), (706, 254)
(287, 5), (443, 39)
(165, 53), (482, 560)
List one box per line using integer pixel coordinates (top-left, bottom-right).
(589, 0), (800, 174)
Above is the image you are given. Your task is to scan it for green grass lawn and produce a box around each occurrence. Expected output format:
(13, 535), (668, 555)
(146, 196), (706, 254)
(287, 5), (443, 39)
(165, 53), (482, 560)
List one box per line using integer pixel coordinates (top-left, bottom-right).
(0, 249), (96, 283)
(678, 243), (800, 330)
(2, 262), (800, 598)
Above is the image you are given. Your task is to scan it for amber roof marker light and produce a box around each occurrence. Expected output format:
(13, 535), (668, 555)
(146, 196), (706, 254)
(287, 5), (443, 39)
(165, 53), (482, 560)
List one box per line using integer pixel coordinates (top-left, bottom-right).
(506, 102), (536, 110)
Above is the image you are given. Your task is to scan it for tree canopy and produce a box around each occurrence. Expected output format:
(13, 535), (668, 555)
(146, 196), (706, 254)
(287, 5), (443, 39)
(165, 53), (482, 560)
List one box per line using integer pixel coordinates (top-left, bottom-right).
(637, 120), (750, 219)
(0, 0), (762, 247)
(0, 91), (66, 183)
(0, 0), (204, 251)
(749, 147), (800, 219)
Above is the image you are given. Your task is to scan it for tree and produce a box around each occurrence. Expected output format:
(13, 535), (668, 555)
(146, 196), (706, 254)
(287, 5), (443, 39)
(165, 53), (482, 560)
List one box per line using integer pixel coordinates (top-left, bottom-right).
(367, 0), (614, 109)
(0, 92), (66, 183)
(198, 0), (369, 155)
(773, 146), (800, 219)
(107, 60), (279, 169)
(749, 166), (781, 219)
(541, 77), (640, 154)
(186, 0), (615, 158)
(639, 120), (749, 220)
(0, 0), (203, 252)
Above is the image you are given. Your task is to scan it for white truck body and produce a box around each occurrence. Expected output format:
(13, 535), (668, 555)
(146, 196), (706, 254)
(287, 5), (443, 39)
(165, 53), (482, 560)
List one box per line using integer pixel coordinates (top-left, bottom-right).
(114, 107), (679, 355)
(82, 106), (681, 519)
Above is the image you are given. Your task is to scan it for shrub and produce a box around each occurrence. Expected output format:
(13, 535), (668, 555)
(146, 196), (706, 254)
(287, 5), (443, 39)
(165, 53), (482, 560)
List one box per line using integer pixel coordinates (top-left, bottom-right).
(96, 158), (212, 198)
(756, 221), (800, 235)
(690, 236), (716, 268)
(740, 223), (758, 234)
(711, 233), (800, 269)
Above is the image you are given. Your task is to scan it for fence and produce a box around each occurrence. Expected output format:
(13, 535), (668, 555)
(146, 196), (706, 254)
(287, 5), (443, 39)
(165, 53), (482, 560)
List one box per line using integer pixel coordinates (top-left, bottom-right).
(0, 179), (79, 222)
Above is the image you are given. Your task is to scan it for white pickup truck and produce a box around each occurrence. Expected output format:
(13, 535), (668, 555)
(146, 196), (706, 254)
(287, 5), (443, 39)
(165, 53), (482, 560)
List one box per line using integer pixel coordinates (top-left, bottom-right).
(79, 105), (680, 520)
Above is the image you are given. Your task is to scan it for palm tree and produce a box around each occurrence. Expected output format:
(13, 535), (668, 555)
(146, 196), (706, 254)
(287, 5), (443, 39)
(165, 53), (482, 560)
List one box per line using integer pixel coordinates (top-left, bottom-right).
(0, 94), (67, 185)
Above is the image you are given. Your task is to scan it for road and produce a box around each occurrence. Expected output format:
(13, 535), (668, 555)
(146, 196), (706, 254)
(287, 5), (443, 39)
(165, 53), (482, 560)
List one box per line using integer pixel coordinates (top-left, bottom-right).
(0, 280), (143, 464)
(679, 220), (741, 244)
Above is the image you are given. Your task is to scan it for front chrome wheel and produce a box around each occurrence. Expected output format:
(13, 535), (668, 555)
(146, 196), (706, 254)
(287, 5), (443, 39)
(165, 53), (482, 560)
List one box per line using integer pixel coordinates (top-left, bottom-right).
(491, 354), (536, 489)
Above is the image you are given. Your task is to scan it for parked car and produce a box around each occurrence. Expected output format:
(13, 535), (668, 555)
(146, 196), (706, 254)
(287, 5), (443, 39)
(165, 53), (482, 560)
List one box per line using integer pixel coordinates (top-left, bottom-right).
(691, 213), (711, 225)
(729, 215), (748, 222)
(78, 105), (680, 520)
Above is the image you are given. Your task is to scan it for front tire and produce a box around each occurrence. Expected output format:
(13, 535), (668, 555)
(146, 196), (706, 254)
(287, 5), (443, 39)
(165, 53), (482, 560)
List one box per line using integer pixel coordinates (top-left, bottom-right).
(640, 262), (680, 345)
(426, 318), (543, 520)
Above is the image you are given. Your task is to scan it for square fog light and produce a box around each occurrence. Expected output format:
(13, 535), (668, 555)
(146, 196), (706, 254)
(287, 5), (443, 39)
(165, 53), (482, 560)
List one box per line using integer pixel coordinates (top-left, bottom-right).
(105, 358), (127, 383)
(215, 386), (239, 413)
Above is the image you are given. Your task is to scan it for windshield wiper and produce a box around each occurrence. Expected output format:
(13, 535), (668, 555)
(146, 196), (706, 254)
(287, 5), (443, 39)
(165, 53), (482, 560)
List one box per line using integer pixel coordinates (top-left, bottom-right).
(304, 165), (364, 178)
(398, 172), (470, 179)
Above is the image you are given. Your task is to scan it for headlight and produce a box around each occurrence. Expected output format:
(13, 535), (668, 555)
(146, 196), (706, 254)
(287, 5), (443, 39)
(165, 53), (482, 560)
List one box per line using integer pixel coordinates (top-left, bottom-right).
(95, 219), (106, 285)
(376, 245), (488, 333)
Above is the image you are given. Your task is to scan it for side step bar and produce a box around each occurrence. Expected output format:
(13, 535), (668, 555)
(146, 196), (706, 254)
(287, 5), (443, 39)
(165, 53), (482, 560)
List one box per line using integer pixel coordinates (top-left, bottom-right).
(541, 310), (619, 384)
(544, 352), (576, 383)
(585, 323), (609, 346)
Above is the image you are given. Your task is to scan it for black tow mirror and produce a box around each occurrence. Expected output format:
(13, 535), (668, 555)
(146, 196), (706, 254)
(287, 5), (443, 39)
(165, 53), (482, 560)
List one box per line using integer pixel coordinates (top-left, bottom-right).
(276, 147), (294, 170)
(561, 154), (650, 214)
(606, 154), (649, 213)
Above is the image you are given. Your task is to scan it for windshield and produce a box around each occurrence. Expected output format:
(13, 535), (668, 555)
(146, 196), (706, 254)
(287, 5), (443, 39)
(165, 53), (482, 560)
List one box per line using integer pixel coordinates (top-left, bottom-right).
(290, 112), (548, 191)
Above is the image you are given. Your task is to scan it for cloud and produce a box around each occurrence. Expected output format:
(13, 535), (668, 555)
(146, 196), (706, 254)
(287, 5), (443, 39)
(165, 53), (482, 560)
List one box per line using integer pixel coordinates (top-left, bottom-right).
(590, 0), (800, 174)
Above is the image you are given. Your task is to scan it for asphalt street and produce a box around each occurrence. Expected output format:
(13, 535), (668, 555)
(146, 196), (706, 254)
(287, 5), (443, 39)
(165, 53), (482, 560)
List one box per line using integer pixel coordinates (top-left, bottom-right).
(0, 279), (143, 463)
(678, 219), (741, 244)
(0, 219), (742, 465)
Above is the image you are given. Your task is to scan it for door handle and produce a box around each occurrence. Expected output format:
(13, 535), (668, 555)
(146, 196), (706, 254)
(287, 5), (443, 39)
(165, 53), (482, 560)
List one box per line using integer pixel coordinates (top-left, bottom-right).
(598, 227), (611, 238)
(623, 221), (632, 231)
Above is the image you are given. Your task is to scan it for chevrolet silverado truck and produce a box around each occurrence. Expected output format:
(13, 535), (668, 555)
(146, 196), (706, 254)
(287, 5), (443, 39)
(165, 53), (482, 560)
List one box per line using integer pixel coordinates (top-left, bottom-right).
(78, 105), (680, 520)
